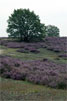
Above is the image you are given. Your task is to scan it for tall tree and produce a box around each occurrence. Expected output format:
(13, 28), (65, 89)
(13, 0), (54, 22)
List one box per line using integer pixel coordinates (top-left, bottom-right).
(7, 9), (46, 42)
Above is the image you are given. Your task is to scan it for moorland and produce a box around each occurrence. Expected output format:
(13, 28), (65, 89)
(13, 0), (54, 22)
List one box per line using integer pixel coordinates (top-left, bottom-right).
(0, 37), (67, 101)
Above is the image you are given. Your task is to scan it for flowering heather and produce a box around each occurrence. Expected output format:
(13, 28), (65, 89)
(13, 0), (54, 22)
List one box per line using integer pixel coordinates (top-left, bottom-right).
(0, 37), (67, 52)
(17, 49), (29, 53)
(0, 56), (67, 89)
(44, 37), (67, 52)
(17, 47), (40, 53)
(58, 54), (67, 60)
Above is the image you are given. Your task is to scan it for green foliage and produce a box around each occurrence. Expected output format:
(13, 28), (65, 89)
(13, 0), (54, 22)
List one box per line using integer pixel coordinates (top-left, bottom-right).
(7, 9), (46, 42)
(46, 25), (60, 37)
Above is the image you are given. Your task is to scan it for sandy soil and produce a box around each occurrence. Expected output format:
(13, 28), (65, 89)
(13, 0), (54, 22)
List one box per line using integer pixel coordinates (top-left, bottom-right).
(0, 50), (3, 55)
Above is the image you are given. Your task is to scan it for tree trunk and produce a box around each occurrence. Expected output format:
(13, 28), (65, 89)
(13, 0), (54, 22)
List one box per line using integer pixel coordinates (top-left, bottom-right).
(20, 34), (22, 42)
(24, 36), (29, 42)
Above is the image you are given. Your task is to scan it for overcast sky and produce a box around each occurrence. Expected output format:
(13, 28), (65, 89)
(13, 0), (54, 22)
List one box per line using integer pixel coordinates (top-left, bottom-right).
(0, 0), (67, 37)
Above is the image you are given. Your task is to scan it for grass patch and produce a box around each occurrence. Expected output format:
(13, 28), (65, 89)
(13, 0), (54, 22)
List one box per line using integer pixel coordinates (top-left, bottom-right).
(0, 45), (67, 64)
(0, 77), (67, 101)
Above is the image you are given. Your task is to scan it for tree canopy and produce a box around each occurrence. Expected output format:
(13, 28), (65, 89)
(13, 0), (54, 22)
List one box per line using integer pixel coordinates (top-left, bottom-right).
(7, 9), (46, 42)
(46, 25), (60, 37)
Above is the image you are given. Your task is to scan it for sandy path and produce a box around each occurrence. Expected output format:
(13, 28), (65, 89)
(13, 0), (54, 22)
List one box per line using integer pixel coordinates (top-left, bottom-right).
(0, 50), (3, 55)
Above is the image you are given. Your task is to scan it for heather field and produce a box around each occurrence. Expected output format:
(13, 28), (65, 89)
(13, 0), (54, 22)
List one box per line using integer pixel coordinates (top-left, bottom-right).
(0, 37), (67, 101)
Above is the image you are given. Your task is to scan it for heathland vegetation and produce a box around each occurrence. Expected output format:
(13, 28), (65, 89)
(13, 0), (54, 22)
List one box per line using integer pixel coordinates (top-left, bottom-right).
(0, 9), (67, 101)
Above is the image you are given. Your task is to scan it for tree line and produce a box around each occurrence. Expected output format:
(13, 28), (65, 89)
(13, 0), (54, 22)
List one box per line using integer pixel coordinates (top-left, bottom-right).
(7, 9), (59, 42)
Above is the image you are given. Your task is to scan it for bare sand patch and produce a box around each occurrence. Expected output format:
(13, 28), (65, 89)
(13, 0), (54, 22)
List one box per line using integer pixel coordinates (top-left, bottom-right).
(0, 50), (3, 55)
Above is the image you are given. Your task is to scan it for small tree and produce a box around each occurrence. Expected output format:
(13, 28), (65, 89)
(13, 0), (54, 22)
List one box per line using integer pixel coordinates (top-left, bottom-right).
(46, 25), (60, 37)
(7, 9), (46, 42)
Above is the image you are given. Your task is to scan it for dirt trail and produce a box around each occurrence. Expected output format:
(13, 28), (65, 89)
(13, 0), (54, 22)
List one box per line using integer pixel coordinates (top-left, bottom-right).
(0, 49), (3, 55)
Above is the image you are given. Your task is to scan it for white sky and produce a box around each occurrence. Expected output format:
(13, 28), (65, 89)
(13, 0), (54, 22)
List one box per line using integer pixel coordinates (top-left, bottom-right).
(0, 0), (67, 37)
